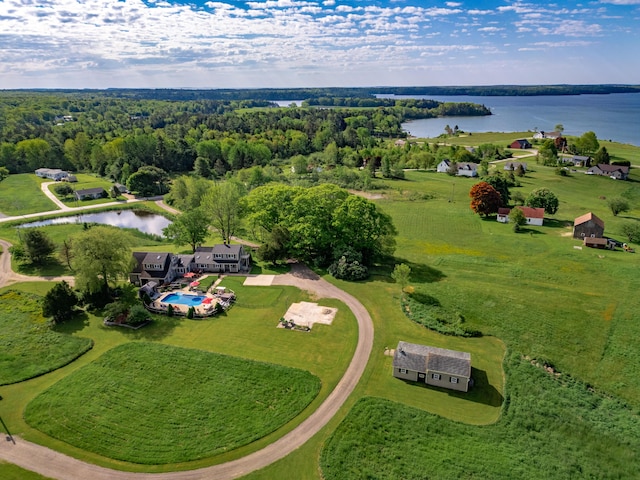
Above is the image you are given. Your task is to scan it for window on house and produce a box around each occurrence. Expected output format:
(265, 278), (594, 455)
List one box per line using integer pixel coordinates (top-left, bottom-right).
(431, 373), (441, 380)
(399, 368), (408, 374)
(450, 377), (459, 384)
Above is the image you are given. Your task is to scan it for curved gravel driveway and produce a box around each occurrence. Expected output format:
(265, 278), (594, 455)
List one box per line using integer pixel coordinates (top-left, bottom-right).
(0, 263), (374, 480)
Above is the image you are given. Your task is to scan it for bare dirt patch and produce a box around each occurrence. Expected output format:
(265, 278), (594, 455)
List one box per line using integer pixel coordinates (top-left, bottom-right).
(280, 301), (338, 329)
(243, 275), (275, 286)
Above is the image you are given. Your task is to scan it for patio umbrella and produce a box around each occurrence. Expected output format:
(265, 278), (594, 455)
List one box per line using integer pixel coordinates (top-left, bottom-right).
(190, 281), (200, 287)
(202, 297), (213, 304)
(184, 272), (195, 278)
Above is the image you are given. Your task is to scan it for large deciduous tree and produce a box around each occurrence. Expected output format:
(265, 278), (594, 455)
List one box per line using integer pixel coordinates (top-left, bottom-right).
(594, 146), (610, 165)
(22, 229), (56, 265)
(483, 173), (511, 206)
(163, 209), (210, 253)
(574, 131), (599, 155)
(202, 180), (246, 244)
(126, 166), (169, 196)
(244, 184), (396, 269)
(42, 281), (78, 324)
(608, 197), (630, 217)
(469, 182), (502, 217)
(71, 226), (134, 294)
(526, 188), (559, 215)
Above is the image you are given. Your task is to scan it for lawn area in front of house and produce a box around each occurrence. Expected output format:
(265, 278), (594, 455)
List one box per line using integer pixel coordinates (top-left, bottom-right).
(24, 342), (321, 465)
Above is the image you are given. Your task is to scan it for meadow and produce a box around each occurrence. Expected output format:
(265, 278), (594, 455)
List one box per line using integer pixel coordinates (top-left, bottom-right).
(0, 278), (357, 472)
(3, 140), (640, 478)
(0, 174), (57, 215)
(0, 290), (93, 385)
(25, 342), (321, 464)
(321, 353), (640, 480)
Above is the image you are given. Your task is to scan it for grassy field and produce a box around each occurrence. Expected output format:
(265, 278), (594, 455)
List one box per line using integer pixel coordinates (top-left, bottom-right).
(25, 342), (321, 464)
(0, 174), (57, 216)
(0, 462), (52, 480)
(0, 278), (357, 472)
(0, 290), (93, 385)
(321, 353), (640, 480)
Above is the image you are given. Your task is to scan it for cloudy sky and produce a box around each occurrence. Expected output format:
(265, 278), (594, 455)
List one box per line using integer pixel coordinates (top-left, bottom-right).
(1, 0), (639, 89)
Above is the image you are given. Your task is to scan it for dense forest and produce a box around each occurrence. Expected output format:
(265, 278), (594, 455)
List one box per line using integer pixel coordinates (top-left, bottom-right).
(0, 91), (489, 181)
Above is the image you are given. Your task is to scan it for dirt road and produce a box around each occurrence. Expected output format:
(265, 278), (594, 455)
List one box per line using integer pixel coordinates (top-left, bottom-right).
(0, 263), (374, 480)
(0, 239), (75, 288)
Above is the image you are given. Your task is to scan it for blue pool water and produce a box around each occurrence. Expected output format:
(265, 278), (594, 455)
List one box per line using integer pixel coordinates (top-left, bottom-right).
(162, 293), (205, 306)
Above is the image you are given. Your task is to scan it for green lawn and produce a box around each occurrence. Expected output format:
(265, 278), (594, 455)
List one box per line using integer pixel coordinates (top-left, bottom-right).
(0, 290), (93, 385)
(0, 174), (57, 216)
(0, 462), (53, 480)
(321, 353), (640, 480)
(25, 342), (321, 464)
(0, 279), (357, 472)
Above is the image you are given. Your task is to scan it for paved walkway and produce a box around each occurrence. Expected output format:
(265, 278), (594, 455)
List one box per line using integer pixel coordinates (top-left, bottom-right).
(0, 263), (374, 480)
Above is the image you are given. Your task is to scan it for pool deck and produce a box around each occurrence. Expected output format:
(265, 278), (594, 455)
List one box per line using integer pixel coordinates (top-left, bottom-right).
(151, 274), (224, 315)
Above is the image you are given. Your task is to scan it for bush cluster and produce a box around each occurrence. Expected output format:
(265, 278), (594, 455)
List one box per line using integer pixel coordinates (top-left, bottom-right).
(401, 291), (481, 337)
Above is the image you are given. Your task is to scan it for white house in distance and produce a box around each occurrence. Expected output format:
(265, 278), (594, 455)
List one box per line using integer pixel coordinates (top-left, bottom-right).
(436, 160), (478, 177)
(497, 206), (545, 226)
(392, 341), (472, 392)
(35, 168), (69, 181)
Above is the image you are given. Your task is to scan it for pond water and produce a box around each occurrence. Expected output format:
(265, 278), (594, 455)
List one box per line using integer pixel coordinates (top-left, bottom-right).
(18, 209), (172, 236)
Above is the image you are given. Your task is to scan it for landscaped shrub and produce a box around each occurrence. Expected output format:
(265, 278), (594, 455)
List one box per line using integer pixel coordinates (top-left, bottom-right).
(166, 304), (174, 317)
(127, 304), (149, 326)
(401, 291), (481, 337)
(328, 247), (369, 281)
(186, 306), (194, 319)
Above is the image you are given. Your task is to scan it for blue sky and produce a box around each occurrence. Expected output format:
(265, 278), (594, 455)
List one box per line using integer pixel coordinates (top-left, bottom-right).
(1, 0), (639, 88)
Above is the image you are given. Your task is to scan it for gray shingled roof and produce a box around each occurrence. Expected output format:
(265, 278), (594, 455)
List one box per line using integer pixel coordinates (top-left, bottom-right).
(393, 341), (471, 377)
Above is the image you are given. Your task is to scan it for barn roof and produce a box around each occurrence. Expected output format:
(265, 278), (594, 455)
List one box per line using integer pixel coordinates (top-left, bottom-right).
(574, 212), (604, 228)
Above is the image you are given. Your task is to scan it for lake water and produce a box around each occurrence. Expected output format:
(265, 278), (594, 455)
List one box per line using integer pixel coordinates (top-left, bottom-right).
(18, 209), (171, 236)
(382, 93), (640, 146)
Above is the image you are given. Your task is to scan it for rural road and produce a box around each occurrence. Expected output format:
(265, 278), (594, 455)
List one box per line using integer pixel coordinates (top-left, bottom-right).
(0, 238), (75, 288)
(0, 264), (374, 480)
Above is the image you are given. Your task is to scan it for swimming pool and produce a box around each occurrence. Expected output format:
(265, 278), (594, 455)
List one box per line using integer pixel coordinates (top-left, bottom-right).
(161, 293), (206, 306)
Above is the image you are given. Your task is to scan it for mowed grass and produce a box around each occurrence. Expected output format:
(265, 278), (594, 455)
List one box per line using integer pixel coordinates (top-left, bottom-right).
(0, 290), (93, 385)
(0, 174), (57, 215)
(376, 168), (640, 405)
(320, 353), (640, 480)
(25, 342), (321, 465)
(0, 462), (53, 480)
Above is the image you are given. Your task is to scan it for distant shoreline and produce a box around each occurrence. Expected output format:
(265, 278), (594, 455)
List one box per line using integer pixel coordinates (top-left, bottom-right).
(3, 85), (640, 101)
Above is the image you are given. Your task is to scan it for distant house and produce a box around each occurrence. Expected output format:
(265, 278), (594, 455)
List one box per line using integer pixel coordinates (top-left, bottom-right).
(436, 160), (477, 177)
(571, 156), (591, 167)
(436, 159), (452, 173)
(75, 187), (106, 201)
(394, 139), (407, 147)
(509, 139), (532, 149)
(63, 174), (78, 183)
(586, 164), (629, 180)
(393, 341), (472, 392)
(114, 183), (129, 194)
(573, 212), (604, 239)
(504, 161), (527, 172)
(497, 206), (545, 226)
(456, 162), (478, 177)
(35, 168), (69, 181)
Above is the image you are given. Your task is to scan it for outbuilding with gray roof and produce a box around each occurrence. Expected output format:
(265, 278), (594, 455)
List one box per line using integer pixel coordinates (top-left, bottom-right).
(393, 341), (472, 392)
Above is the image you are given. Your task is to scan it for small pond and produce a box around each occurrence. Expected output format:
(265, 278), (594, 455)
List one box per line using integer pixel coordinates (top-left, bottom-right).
(18, 209), (172, 236)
